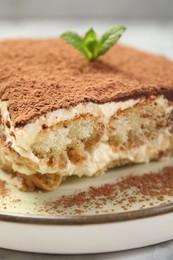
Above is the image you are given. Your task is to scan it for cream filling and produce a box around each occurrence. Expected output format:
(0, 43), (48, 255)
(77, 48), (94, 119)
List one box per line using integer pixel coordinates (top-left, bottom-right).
(0, 95), (172, 177)
(0, 98), (140, 162)
(3, 131), (173, 177)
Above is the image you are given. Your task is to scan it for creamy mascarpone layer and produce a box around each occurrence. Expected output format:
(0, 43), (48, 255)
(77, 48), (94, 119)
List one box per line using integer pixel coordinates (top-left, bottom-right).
(0, 95), (172, 177)
(0, 98), (139, 160)
(11, 133), (173, 177)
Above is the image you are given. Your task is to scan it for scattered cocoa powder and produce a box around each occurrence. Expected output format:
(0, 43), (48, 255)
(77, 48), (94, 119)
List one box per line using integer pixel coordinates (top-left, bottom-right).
(0, 179), (8, 197)
(117, 167), (173, 197)
(44, 167), (173, 215)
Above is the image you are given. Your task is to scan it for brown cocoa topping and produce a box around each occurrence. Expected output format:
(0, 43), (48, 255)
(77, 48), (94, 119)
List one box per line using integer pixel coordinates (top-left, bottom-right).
(0, 38), (172, 127)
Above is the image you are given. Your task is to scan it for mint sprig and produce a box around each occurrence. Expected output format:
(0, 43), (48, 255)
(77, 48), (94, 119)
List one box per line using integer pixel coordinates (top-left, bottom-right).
(61, 25), (126, 61)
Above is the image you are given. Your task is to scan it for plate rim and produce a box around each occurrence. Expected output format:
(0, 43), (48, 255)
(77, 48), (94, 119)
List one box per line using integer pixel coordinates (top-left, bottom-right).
(0, 202), (173, 225)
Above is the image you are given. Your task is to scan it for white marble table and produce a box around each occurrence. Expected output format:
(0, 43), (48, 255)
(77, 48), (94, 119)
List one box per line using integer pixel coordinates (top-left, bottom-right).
(0, 19), (173, 259)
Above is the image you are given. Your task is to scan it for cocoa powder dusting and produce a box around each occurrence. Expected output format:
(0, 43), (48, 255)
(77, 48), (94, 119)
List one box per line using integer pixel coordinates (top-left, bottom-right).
(0, 39), (173, 127)
(44, 167), (173, 215)
(0, 179), (8, 197)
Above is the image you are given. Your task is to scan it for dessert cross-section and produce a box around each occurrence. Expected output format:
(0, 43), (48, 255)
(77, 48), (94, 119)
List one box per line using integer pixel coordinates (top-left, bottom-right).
(0, 39), (172, 191)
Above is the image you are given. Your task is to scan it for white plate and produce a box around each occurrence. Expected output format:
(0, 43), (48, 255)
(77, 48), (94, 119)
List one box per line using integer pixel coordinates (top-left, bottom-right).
(0, 157), (173, 254)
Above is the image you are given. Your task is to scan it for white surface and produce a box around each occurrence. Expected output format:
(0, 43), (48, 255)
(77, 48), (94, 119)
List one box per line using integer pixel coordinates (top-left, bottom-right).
(0, 241), (173, 260)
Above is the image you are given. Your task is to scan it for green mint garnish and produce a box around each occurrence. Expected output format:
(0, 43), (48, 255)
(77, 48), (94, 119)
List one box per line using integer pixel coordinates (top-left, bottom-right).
(61, 25), (126, 61)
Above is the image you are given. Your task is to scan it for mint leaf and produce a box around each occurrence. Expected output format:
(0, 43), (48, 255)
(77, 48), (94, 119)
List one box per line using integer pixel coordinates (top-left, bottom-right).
(98, 25), (126, 57)
(83, 28), (97, 42)
(61, 25), (126, 61)
(83, 28), (99, 61)
(61, 31), (92, 60)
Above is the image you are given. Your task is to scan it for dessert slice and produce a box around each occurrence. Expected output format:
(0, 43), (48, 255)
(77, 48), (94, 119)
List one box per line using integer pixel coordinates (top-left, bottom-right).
(0, 39), (172, 191)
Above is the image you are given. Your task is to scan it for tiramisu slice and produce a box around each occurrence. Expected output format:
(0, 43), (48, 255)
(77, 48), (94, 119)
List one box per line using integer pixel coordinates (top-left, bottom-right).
(0, 38), (173, 191)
